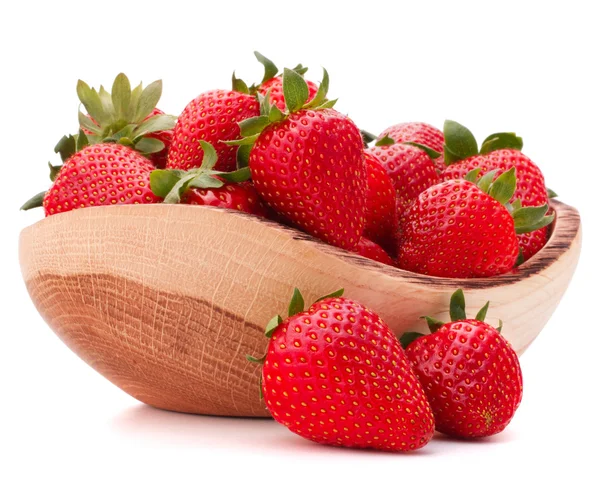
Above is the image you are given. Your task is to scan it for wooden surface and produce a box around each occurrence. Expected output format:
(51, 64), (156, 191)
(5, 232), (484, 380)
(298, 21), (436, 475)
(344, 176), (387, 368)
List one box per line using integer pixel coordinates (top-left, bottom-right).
(19, 200), (581, 417)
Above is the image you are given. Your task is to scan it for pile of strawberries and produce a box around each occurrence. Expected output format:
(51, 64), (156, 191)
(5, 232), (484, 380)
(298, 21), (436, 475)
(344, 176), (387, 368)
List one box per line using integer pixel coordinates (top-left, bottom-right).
(250, 287), (523, 451)
(23, 52), (556, 280)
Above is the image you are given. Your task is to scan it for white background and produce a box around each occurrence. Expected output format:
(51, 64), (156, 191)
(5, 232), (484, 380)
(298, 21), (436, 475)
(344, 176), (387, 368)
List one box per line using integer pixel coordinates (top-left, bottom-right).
(1, 1), (598, 481)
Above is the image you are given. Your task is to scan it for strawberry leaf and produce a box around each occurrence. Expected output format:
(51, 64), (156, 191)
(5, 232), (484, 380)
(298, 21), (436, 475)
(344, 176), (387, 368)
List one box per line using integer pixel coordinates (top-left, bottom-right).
(236, 144), (252, 169)
(464, 167), (481, 183)
(255, 51), (279, 84)
(547, 188), (558, 199)
(443, 120), (478, 165)
(404, 142), (442, 159)
(246, 354), (266, 364)
(475, 301), (490, 322)
(488, 167), (517, 205)
(76, 129), (89, 151)
(265, 315), (284, 338)
(54, 134), (77, 161)
(132, 114), (177, 140)
(304, 68), (329, 109)
(232, 72), (249, 94)
(288, 288), (305, 317)
(360, 130), (377, 146)
(513, 205), (555, 234)
(283, 68), (309, 113)
(135, 137), (165, 154)
(423, 316), (445, 333)
(315, 288), (345, 302)
(476, 169), (499, 194)
(77, 80), (110, 126)
(375, 135), (395, 147)
(449, 289), (466, 321)
(188, 173), (224, 189)
(111, 73), (132, 121)
(399, 332), (424, 350)
(239, 115), (271, 137)
(21, 191), (46, 211)
(480, 132), (523, 154)
(150, 169), (185, 198)
(218, 167), (251, 183)
(134, 80), (162, 123)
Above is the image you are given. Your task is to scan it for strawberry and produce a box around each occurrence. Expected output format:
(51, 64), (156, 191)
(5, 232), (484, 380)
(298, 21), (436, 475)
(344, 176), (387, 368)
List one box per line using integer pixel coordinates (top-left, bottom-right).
(441, 121), (552, 261)
(249, 289), (435, 451)
(378, 122), (445, 170)
(354, 237), (395, 266)
(363, 152), (398, 250)
(150, 141), (265, 217)
(236, 68), (367, 250)
(76, 73), (177, 166)
(397, 169), (554, 278)
(401, 289), (523, 438)
(366, 136), (440, 214)
(167, 88), (259, 173)
(39, 141), (160, 216)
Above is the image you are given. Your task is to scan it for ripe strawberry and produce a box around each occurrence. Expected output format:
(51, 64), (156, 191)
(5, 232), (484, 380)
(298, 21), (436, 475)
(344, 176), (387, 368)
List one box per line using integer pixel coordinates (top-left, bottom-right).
(150, 141), (265, 216)
(363, 152), (397, 250)
(249, 289), (435, 451)
(354, 237), (395, 266)
(443, 147), (550, 261)
(240, 68), (367, 250)
(41, 142), (160, 216)
(378, 122), (445, 170)
(397, 169), (554, 278)
(366, 137), (440, 214)
(76, 73), (176, 166)
(401, 289), (523, 438)
(441, 120), (554, 261)
(167, 89), (260, 172)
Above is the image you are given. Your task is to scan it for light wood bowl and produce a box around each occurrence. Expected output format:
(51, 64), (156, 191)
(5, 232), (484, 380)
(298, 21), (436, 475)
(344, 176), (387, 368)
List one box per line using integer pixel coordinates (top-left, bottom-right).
(19, 200), (581, 417)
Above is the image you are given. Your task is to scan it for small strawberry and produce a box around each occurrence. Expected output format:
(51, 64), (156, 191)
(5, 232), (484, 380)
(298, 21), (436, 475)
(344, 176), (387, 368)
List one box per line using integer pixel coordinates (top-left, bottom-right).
(440, 121), (552, 261)
(248, 288), (435, 451)
(378, 122), (445, 170)
(363, 152), (398, 250)
(354, 237), (395, 266)
(366, 136), (440, 214)
(76, 73), (177, 166)
(167, 86), (260, 173)
(246, 52), (318, 112)
(150, 141), (266, 217)
(401, 289), (523, 438)
(397, 168), (554, 278)
(234, 68), (367, 250)
(24, 138), (161, 216)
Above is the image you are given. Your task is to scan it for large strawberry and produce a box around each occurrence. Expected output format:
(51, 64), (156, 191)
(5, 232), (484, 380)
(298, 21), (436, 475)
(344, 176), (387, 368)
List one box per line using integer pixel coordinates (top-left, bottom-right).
(167, 83), (260, 172)
(377, 122), (445, 170)
(234, 68), (367, 250)
(366, 136), (440, 214)
(25, 138), (161, 216)
(249, 289), (435, 451)
(76, 73), (177, 167)
(363, 151), (397, 250)
(401, 290), (523, 438)
(150, 141), (266, 217)
(397, 169), (554, 278)
(440, 121), (552, 261)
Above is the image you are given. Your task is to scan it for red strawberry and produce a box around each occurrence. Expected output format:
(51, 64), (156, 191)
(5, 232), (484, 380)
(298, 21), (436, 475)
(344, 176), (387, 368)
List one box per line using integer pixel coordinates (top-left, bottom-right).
(378, 122), (445, 170)
(250, 289), (435, 451)
(367, 137), (440, 214)
(354, 237), (395, 266)
(167, 89), (260, 172)
(401, 290), (523, 438)
(443, 149), (550, 261)
(245, 68), (367, 250)
(150, 141), (264, 217)
(42, 142), (160, 216)
(182, 182), (266, 217)
(363, 152), (398, 250)
(76, 74), (176, 166)
(397, 169), (554, 278)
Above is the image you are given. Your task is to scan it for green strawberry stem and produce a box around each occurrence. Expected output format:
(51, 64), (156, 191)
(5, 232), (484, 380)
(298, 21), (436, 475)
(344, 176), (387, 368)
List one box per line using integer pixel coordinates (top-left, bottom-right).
(374, 135), (442, 160)
(150, 141), (251, 203)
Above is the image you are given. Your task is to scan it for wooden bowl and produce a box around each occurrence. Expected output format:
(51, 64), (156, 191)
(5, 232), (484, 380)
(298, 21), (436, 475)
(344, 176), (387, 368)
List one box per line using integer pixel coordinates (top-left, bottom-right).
(19, 200), (581, 417)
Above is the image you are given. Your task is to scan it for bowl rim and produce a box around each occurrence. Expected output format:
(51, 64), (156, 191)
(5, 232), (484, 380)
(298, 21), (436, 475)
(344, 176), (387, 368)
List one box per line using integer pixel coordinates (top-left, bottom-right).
(21, 199), (581, 290)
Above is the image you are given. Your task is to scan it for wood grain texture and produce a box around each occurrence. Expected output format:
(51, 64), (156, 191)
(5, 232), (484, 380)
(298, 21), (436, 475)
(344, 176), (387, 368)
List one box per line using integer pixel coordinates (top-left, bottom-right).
(19, 200), (581, 417)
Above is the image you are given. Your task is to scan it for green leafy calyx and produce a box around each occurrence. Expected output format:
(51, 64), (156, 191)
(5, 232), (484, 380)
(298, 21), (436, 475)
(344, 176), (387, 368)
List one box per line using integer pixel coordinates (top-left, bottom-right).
(150, 141), (250, 204)
(77, 73), (176, 155)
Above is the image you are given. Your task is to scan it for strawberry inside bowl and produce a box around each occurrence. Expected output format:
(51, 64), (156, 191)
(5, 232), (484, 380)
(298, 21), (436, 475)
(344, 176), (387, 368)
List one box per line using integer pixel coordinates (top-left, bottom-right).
(19, 199), (580, 417)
